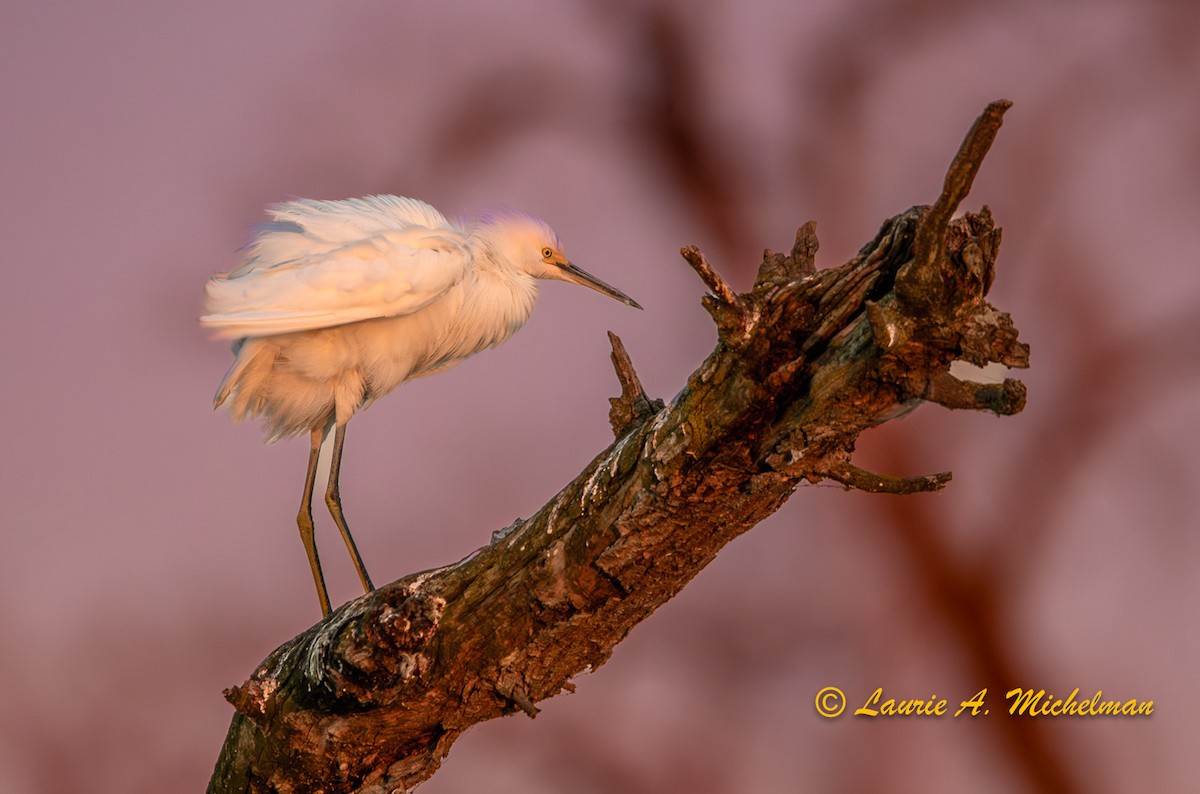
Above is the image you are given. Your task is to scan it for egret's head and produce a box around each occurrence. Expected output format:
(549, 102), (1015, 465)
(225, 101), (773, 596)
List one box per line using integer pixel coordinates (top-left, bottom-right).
(478, 213), (642, 310)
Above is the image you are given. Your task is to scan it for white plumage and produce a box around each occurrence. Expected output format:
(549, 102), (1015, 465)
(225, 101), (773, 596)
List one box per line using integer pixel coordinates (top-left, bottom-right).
(204, 196), (467, 340)
(202, 194), (639, 616)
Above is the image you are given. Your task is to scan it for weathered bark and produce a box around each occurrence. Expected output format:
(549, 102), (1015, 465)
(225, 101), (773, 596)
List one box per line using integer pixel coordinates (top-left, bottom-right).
(209, 100), (1027, 793)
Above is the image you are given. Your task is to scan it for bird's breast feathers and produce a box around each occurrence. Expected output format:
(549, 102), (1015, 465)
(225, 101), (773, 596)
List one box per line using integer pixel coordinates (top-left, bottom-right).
(407, 266), (540, 378)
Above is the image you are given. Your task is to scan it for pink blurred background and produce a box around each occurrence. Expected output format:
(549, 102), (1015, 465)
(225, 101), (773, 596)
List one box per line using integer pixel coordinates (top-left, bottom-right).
(3, 1), (1198, 791)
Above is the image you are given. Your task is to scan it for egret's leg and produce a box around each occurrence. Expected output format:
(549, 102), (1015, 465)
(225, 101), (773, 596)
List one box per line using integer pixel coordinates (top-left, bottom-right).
(325, 422), (375, 593)
(298, 425), (332, 616)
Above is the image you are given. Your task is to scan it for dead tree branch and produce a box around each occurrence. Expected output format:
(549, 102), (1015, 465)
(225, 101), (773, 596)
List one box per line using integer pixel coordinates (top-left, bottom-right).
(209, 100), (1026, 793)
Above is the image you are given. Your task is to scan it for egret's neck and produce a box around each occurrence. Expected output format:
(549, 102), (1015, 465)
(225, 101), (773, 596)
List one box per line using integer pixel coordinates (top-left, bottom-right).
(469, 229), (541, 335)
(427, 251), (539, 369)
(472, 263), (539, 336)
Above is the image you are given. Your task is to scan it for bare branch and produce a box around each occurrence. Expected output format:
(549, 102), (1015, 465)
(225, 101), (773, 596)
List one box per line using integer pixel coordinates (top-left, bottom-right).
(208, 101), (1027, 794)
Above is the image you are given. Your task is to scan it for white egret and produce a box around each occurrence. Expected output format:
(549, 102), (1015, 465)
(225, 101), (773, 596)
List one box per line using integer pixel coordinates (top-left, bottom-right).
(202, 195), (640, 615)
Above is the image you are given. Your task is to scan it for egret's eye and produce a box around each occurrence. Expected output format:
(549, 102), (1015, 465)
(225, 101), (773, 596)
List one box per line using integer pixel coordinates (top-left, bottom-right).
(541, 247), (554, 259)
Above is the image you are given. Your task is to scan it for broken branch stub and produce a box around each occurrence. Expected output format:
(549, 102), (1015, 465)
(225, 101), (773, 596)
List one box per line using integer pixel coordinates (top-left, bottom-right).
(607, 331), (664, 437)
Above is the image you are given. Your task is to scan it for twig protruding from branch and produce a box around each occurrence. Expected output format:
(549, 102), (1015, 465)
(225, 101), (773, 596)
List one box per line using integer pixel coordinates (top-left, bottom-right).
(607, 332), (664, 436)
(821, 462), (953, 494)
(681, 244), (753, 347)
(926, 370), (1027, 416)
(900, 99), (1012, 313)
(496, 673), (541, 719)
(680, 244), (738, 306)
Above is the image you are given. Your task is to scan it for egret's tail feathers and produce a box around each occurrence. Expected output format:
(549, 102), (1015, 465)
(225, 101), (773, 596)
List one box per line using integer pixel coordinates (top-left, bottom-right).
(213, 339), (276, 423)
(213, 356), (249, 409)
(213, 337), (350, 443)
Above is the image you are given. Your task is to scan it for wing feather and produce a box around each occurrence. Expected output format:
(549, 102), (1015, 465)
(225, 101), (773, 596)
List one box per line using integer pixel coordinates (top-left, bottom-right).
(201, 196), (471, 339)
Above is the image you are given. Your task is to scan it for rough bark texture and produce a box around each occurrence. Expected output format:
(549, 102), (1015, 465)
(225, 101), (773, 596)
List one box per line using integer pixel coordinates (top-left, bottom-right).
(209, 100), (1027, 793)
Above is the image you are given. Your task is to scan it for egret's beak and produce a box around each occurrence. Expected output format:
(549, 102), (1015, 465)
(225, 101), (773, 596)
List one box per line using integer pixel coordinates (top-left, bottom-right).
(558, 260), (642, 310)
